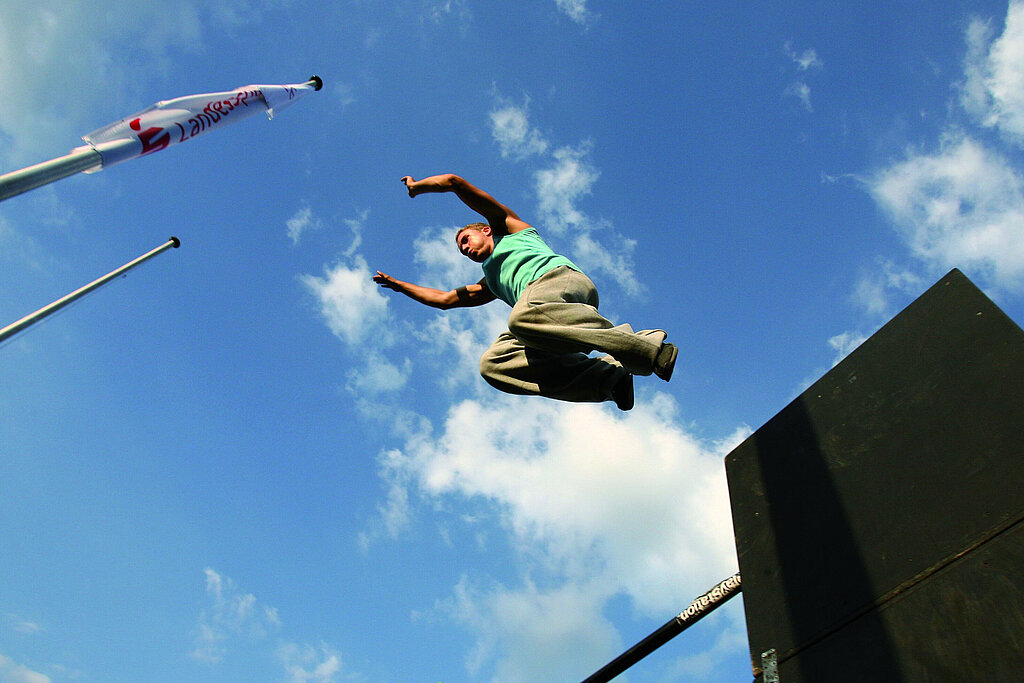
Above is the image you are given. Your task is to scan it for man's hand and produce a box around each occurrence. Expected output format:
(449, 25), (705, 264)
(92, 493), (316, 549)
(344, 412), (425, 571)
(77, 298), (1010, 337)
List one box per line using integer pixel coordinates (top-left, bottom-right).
(373, 270), (402, 291)
(401, 175), (435, 198)
(400, 173), (530, 236)
(400, 174), (462, 198)
(371, 270), (495, 309)
(400, 176), (417, 197)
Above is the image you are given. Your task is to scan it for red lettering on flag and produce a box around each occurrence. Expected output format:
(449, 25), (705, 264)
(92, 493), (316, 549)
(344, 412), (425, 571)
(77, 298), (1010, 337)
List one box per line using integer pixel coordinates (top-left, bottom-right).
(130, 118), (170, 155)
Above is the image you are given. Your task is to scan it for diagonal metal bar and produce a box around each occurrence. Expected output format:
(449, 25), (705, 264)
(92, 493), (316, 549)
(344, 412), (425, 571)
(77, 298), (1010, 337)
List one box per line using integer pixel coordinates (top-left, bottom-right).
(580, 573), (742, 683)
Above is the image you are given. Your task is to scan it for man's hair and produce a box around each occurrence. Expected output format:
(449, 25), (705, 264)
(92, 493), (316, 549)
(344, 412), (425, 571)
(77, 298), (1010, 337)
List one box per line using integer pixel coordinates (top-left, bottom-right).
(455, 222), (488, 243)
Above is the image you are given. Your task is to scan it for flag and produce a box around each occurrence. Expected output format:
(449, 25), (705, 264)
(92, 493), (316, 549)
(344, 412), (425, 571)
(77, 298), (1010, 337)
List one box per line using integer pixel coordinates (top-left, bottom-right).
(79, 77), (321, 171)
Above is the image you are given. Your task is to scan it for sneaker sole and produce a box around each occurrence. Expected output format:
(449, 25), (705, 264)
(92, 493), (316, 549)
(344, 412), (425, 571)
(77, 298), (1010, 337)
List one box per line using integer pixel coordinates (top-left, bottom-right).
(655, 343), (678, 382)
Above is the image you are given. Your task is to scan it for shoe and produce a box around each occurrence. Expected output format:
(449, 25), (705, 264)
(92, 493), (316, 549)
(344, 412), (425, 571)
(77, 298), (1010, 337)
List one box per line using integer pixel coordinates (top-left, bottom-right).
(638, 329), (668, 346)
(654, 342), (677, 382)
(612, 373), (634, 411)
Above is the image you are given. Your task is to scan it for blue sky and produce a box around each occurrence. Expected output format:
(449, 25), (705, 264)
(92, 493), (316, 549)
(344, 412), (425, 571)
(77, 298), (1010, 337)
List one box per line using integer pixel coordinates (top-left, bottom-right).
(2, 1), (1024, 681)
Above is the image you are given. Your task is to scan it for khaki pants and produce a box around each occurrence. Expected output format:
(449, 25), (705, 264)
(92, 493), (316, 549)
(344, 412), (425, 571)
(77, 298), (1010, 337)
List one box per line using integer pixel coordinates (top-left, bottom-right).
(479, 266), (663, 403)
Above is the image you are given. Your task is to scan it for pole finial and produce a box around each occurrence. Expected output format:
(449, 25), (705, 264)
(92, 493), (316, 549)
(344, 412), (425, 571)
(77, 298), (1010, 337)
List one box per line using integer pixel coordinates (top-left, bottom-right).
(308, 75), (323, 91)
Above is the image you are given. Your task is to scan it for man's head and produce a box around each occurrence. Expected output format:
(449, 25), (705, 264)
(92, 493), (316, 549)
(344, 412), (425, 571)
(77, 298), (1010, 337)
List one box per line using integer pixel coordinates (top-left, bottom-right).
(455, 222), (494, 262)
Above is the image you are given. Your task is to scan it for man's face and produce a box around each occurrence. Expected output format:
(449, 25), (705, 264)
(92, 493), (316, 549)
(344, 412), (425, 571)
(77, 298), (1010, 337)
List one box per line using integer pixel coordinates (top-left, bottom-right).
(457, 227), (494, 263)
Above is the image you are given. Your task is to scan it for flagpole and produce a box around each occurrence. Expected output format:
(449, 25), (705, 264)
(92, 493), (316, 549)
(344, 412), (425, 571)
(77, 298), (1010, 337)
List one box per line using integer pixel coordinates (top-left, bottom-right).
(0, 236), (180, 346)
(0, 146), (103, 203)
(579, 574), (742, 683)
(0, 74), (322, 204)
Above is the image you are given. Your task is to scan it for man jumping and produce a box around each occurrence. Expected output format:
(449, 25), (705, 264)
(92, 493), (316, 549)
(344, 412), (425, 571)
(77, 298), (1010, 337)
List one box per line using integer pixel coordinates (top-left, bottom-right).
(372, 173), (676, 411)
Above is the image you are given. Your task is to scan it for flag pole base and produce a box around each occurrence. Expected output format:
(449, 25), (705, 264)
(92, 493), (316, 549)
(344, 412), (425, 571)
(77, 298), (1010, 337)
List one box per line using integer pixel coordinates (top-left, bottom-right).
(0, 147), (103, 203)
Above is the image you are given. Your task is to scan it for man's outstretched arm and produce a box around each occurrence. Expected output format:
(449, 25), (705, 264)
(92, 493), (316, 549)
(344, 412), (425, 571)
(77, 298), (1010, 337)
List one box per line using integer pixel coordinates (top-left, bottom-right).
(400, 174), (531, 235)
(373, 272), (496, 310)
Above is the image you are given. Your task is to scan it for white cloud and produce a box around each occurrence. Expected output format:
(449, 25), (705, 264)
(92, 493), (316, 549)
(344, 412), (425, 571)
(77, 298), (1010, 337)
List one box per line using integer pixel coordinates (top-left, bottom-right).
(207, 0), (271, 30)
(710, 424), (754, 458)
(332, 82), (358, 114)
(535, 144), (600, 233)
(14, 622), (40, 635)
(412, 226), (483, 287)
(192, 569), (345, 682)
(303, 227), (503, 400)
(853, 270), (891, 318)
(418, 396), (736, 605)
(961, 1), (1024, 144)
(961, 17), (998, 122)
(572, 232), (643, 297)
(382, 393), (741, 679)
(782, 43), (822, 112)
(346, 351), (412, 394)
(868, 132), (1024, 291)
(302, 256), (393, 347)
(851, 260), (924, 318)
(490, 101), (549, 160)
(443, 577), (621, 681)
(663, 606), (748, 681)
(424, 0), (471, 30)
(292, 207), (368, 257)
(0, 654), (50, 683)
(828, 331), (867, 366)
(486, 94), (645, 295)
(555, 0), (593, 25)
(405, 227), (510, 389)
(0, 4), (120, 164)
(287, 206), (322, 245)
(192, 568), (281, 664)
(0, 1), (275, 167)
(421, 307), (509, 389)
(363, 448), (415, 547)
(785, 42), (824, 71)
(343, 210), (368, 257)
(856, 0), (1024, 363)
(2, 614), (41, 636)
(277, 642), (342, 683)
(302, 255), (415, 395)
(533, 145), (644, 293)
(786, 81), (814, 112)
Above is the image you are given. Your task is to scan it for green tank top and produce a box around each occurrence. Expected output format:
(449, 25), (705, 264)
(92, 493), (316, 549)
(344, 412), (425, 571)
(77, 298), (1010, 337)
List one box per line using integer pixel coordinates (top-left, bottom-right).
(481, 228), (578, 306)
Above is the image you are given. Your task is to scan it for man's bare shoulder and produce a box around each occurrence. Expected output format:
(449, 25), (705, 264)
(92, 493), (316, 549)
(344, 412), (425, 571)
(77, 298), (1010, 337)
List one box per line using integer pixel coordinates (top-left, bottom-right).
(502, 216), (533, 235)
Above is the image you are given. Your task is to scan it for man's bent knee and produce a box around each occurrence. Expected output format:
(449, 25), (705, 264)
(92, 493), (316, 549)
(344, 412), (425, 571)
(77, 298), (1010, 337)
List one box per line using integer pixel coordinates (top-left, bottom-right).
(479, 352), (502, 383)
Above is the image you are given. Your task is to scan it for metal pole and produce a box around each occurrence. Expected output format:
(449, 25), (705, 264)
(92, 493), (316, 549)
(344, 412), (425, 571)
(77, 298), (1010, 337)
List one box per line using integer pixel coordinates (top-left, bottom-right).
(0, 146), (103, 203)
(580, 573), (742, 683)
(0, 236), (180, 345)
(1, 76), (320, 204)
